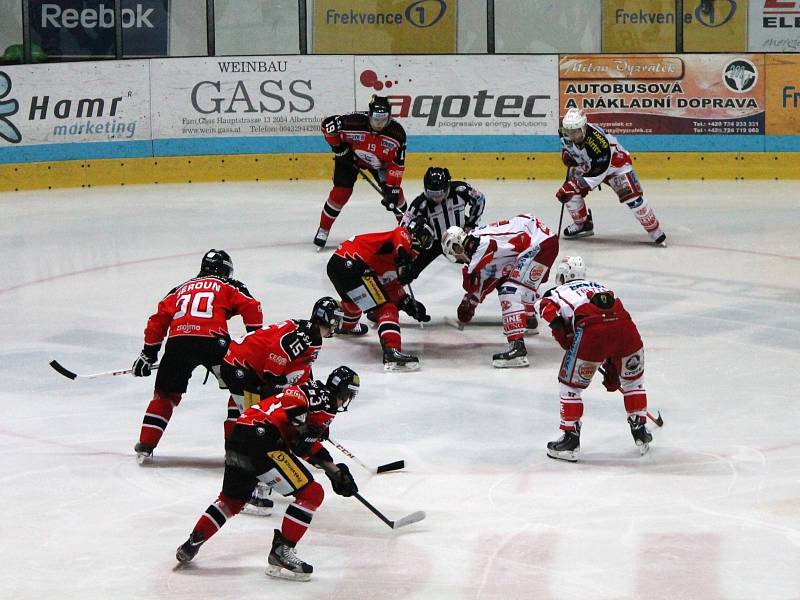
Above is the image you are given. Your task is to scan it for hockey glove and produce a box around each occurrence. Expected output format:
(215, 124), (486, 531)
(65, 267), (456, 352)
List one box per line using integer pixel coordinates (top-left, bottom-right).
(399, 295), (431, 323)
(395, 247), (414, 285)
(600, 358), (621, 392)
(457, 293), (479, 325)
(561, 148), (577, 167)
(381, 185), (401, 212)
(549, 316), (574, 351)
(556, 179), (589, 203)
(293, 427), (325, 457)
(132, 344), (160, 377)
(332, 142), (355, 165)
(327, 463), (358, 497)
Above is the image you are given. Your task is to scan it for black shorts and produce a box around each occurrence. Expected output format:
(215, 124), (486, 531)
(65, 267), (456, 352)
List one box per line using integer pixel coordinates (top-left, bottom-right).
(154, 335), (230, 394)
(327, 255), (389, 310)
(222, 424), (315, 501)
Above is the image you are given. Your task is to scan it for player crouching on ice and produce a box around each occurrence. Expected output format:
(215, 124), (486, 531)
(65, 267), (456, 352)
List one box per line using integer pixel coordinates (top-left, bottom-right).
(326, 219), (435, 372)
(441, 214), (559, 368)
(536, 256), (654, 462)
(557, 108), (667, 246)
(176, 366), (361, 581)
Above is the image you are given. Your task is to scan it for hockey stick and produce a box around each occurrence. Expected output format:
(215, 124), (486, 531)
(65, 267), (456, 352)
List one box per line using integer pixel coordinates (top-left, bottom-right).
(358, 168), (403, 216)
(49, 359), (159, 380)
(354, 492), (426, 530)
(326, 437), (405, 475)
(647, 411), (664, 428)
(556, 166), (569, 241)
(405, 283), (424, 330)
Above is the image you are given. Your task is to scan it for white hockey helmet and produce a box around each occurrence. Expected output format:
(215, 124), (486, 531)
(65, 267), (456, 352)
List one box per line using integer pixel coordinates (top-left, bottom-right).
(562, 108), (588, 143)
(441, 225), (469, 263)
(554, 256), (586, 285)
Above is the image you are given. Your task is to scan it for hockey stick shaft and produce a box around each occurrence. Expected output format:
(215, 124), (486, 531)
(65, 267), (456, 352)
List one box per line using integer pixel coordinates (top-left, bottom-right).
(405, 283), (423, 330)
(556, 166), (569, 241)
(358, 168), (403, 216)
(353, 492), (425, 529)
(49, 359), (159, 380)
(326, 437), (405, 475)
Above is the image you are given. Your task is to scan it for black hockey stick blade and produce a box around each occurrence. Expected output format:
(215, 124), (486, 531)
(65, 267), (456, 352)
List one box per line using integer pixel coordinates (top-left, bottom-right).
(392, 510), (426, 529)
(648, 411), (664, 428)
(376, 460), (405, 474)
(49, 360), (77, 380)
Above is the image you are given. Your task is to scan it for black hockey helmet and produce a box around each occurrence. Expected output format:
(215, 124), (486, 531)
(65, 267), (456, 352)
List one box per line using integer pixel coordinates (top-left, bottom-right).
(423, 167), (451, 203)
(368, 95), (391, 131)
(199, 249), (233, 278)
(326, 365), (360, 411)
(407, 218), (435, 251)
(310, 296), (344, 337)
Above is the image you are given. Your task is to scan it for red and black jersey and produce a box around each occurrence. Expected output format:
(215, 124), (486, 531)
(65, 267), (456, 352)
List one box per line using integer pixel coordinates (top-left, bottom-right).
(321, 112), (407, 187)
(334, 227), (412, 283)
(223, 319), (321, 387)
(143, 275), (262, 346)
(237, 380), (336, 458)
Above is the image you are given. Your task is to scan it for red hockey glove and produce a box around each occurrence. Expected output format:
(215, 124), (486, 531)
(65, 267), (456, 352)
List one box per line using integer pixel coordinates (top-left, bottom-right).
(462, 267), (481, 294)
(561, 148), (577, 167)
(599, 358), (621, 392)
(549, 316), (574, 350)
(457, 293), (479, 324)
(556, 179), (588, 203)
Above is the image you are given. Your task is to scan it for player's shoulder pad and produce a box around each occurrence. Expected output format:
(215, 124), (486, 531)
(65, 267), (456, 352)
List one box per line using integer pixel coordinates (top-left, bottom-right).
(296, 319), (323, 345)
(340, 112), (370, 130)
(383, 120), (407, 145)
(584, 126), (611, 158)
(225, 278), (255, 297)
(305, 380), (335, 413)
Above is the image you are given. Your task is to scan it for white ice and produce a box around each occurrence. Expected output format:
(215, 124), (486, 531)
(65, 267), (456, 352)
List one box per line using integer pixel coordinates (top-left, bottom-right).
(1, 179), (799, 600)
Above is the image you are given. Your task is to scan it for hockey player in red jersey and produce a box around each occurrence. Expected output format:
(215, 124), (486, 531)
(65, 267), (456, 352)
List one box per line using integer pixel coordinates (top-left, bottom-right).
(441, 214), (559, 368)
(326, 219), (434, 371)
(175, 366), (361, 581)
(536, 256), (653, 462)
(132, 249), (262, 465)
(557, 108), (667, 246)
(314, 95), (408, 249)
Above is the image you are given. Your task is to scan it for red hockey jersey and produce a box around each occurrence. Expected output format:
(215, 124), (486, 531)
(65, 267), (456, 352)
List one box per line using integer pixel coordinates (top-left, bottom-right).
(334, 227), (412, 301)
(143, 275), (262, 345)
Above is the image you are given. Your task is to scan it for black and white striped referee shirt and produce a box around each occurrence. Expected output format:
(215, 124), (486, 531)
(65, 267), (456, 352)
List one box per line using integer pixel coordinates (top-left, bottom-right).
(400, 181), (486, 240)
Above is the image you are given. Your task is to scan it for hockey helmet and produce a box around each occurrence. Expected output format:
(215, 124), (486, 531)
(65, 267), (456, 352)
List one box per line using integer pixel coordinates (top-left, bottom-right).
(423, 167), (451, 203)
(441, 226), (474, 263)
(554, 256), (586, 285)
(311, 296), (344, 337)
(199, 249), (233, 278)
(407, 218), (435, 251)
(368, 95), (391, 131)
(326, 365), (360, 412)
(562, 108), (588, 144)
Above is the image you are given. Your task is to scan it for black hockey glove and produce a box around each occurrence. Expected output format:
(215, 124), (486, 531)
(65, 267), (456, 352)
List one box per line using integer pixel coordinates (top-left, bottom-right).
(332, 142), (355, 165)
(381, 185), (401, 212)
(326, 463), (358, 497)
(293, 427), (325, 457)
(399, 295), (431, 323)
(132, 344), (160, 377)
(308, 445), (334, 467)
(395, 247), (414, 285)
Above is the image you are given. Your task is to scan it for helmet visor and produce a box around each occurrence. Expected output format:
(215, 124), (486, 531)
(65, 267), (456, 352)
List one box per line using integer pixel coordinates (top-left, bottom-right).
(424, 187), (448, 203)
(369, 111), (389, 131)
(338, 384), (359, 411)
(564, 126), (585, 144)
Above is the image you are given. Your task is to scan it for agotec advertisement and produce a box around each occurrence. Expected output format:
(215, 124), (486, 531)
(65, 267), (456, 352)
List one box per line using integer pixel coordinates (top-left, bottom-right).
(559, 54), (765, 135)
(149, 56), (353, 139)
(354, 55), (558, 135)
(0, 60), (151, 151)
(748, 0), (800, 52)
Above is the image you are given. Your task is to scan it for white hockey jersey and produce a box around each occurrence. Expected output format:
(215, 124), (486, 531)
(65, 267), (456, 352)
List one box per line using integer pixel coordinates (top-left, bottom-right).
(536, 279), (613, 328)
(466, 214), (554, 280)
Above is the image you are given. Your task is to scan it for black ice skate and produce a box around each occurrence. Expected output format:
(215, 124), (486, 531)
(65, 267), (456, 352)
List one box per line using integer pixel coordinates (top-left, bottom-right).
(176, 531), (205, 564)
(243, 482), (274, 516)
(492, 339), (529, 368)
(313, 227), (329, 251)
(383, 346), (420, 372)
(546, 423), (581, 462)
(337, 323), (369, 336)
(628, 415), (653, 455)
(653, 231), (667, 248)
(266, 529), (313, 581)
(563, 209), (594, 239)
(134, 442), (154, 465)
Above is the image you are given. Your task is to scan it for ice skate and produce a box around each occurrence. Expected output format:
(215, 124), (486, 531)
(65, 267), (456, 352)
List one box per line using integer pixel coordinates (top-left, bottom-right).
(628, 415), (652, 455)
(266, 529), (313, 581)
(313, 227), (329, 251)
(653, 231), (667, 248)
(336, 323), (369, 336)
(383, 347), (420, 372)
(526, 313), (539, 335)
(563, 209), (594, 239)
(546, 423), (581, 462)
(176, 531), (205, 564)
(243, 482), (274, 516)
(134, 442), (153, 465)
(492, 339), (529, 368)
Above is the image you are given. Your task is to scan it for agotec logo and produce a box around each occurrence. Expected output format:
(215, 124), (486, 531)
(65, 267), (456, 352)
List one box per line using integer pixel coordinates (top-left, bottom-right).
(723, 58), (758, 92)
(0, 71), (22, 144)
(359, 68), (550, 127)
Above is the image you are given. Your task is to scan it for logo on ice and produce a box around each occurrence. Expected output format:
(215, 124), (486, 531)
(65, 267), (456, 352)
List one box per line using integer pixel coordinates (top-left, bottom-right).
(0, 72), (21, 144)
(40, 3), (156, 29)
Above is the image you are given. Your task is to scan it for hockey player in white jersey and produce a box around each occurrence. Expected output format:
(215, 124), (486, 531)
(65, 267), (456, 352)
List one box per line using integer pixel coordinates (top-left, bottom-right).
(557, 108), (667, 246)
(442, 214), (558, 368)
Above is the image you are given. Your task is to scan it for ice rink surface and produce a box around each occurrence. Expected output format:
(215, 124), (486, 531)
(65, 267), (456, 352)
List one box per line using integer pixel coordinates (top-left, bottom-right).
(1, 179), (799, 600)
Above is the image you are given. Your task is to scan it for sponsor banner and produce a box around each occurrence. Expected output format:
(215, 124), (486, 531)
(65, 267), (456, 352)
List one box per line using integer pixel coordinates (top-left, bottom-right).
(766, 54), (800, 134)
(749, 0), (800, 52)
(29, 0), (169, 59)
(560, 54), (765, 135)
(354, 55), (558, 135)
(149, 56), (353, 139)
(314, 0), (456, 54)
(683, 0), (746, 51)
(602, 0), (677, 52)
(0, 61), (151, 147)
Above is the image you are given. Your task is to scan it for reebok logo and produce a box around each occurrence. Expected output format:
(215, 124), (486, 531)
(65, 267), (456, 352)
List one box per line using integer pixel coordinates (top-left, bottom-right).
(0, 72), (22, 144)
(41, 3), (155, 29)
